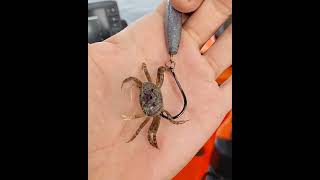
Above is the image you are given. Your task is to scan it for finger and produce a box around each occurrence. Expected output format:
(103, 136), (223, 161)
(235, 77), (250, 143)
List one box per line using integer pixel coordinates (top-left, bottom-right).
(171, 0), (204, 13)
(155, 1), (192, 24)
(183, 0), (232, 48)
(204, 25), (232, 77)
(219, 76), (232, 112)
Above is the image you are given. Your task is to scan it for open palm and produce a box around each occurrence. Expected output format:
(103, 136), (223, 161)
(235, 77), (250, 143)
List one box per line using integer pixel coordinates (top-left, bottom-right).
(89, 0), (232, 179)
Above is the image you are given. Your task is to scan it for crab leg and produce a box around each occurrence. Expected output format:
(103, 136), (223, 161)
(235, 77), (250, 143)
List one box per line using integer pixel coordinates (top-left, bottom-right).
(148, 115), (161, 149)
(121, 77), (142, 89)
(161, 110), (188, 124)
(121, 114), (145, 121)
(142, 63), (153, 82)
(156, 66), (170, 88)
(127, 117), (151, 143)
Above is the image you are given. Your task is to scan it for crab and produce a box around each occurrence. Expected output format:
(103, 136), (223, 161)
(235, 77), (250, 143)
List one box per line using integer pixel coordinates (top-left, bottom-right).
(121, 62), (188, 148)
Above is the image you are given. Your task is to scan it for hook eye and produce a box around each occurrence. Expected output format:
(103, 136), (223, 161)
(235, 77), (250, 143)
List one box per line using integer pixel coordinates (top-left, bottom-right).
(161, 68), (187, 120)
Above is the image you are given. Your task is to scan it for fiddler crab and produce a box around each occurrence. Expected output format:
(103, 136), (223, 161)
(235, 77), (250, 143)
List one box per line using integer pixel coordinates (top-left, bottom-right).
(121, 62), (188, 149)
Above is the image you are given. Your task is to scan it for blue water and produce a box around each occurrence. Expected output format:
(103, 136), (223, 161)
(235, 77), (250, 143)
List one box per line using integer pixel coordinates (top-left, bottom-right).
(116, 0), (161, 24)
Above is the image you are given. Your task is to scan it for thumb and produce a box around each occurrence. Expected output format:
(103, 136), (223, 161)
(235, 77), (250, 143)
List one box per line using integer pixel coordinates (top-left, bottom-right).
(171, 0), (204, 13)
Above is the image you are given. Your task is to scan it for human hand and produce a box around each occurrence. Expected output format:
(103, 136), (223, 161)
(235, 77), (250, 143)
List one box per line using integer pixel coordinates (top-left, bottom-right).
(88, 0), (232, 179)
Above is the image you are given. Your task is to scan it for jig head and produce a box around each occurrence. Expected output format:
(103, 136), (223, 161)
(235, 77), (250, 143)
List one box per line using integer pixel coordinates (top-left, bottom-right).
(161, 0), (187, 120)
